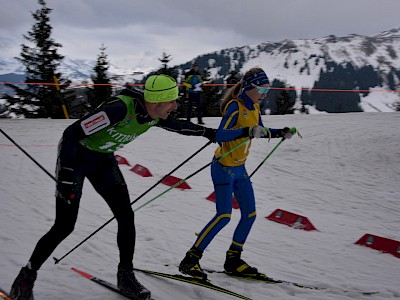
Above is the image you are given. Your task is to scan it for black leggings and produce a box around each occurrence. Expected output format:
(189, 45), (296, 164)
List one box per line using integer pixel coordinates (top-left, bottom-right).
(186, 92), (203, 119)
(29, 146), (136, 271)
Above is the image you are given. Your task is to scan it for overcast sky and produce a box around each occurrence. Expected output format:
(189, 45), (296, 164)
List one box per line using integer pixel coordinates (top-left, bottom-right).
(1, 0), (399, 69)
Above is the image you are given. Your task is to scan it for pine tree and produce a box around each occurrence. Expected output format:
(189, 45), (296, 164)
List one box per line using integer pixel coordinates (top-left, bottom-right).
(86, 44), (112, 109)
(156, 52), (176, 78)
(267, 79), (296, 115)
(275, 89), (295, 115)
(3, 0), (71, 118)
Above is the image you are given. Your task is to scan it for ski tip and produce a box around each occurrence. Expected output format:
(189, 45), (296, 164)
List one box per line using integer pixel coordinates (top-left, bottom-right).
(71, 267), (94, 279)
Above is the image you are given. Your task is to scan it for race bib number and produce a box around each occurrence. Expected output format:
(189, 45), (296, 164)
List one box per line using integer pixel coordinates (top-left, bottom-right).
(81, 111), (111, 135)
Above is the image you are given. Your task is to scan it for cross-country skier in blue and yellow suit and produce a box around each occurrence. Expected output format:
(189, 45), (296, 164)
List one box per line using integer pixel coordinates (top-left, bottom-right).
(179, 67), (295, 280)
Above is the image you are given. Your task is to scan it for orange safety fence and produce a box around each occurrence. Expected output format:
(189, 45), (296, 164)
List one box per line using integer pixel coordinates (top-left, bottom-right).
(1, 81), (400, 93)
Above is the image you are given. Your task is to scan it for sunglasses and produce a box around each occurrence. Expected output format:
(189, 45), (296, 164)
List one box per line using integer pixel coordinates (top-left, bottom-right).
(251, 83), (270, 95)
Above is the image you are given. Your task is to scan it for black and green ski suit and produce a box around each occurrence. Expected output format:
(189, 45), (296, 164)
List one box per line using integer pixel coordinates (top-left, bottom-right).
(28, 87), (215, 271)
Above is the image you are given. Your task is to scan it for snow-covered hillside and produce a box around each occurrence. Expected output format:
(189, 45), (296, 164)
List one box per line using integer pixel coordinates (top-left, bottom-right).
(1, 113), (399, 299)
(2, 27), (400, 88)
(200, 27), (400, 87)
(186, 27), (400, 112)
(248, 28), (400, 85)
(2, 27), (400, 113)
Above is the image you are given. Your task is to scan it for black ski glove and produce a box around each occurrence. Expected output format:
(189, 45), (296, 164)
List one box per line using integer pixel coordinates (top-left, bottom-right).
(203, 127), (217, 142)
(281, 127), (294, 139)
(56, 166), (78, 204)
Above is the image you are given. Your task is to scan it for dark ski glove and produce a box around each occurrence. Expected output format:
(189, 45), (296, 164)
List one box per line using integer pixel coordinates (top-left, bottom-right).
(281, 127), (296, 139)
(56, 166), (78, 204)
(203, 127), (217, 142)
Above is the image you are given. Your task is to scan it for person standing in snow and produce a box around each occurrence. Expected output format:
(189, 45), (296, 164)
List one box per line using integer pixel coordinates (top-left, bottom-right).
(10, 74), (217, 300)
(183, 63), (205, 124)
(179, 67), (294, 280)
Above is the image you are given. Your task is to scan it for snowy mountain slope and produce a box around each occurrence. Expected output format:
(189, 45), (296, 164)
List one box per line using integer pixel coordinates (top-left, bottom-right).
(193, 27), (400, 86)
(1, 27), (399, 87)
(1, 113), (400, 299)
(2, 27), (400, 113)
(177, 27), (400, 112)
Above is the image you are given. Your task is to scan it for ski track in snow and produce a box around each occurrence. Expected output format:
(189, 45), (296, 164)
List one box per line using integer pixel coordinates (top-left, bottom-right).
(1, 113), (400, 300)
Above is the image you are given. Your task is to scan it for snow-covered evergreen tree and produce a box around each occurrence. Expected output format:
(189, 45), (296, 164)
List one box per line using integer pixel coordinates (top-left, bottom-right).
(3, 0), (71, 118)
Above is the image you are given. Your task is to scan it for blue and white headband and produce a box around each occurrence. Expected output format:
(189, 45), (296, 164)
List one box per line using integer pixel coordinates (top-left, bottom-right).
(242, 70), (270, 92)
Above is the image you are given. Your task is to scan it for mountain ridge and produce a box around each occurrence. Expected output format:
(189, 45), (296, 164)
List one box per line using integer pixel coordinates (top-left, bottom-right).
(1, 27), (399, 113)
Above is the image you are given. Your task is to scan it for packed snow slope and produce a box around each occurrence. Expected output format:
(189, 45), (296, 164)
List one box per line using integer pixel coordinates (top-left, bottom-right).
(0, 113), (399, 300)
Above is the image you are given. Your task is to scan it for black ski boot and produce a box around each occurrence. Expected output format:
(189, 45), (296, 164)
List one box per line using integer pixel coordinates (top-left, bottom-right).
(224, 249), (259, 277)
(179, 247), (207, 280)
(117, 264), (151, 300)
(10, 266), (37, 300)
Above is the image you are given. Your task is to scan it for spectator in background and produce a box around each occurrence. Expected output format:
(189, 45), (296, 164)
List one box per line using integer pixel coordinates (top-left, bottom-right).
(183, 63), (204, 124)
(226, 71), (241, 86)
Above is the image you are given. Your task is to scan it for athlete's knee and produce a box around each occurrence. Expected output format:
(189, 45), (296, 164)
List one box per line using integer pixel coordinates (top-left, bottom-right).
(101, 184), (134, 220)
(216, 213), (232, 227)
(114, 202), (135, 224)
(117, 209), (135, 225)
(53, 198), (79, 238)
(248, 211), (257, 219)
(52, 221), (76, 239)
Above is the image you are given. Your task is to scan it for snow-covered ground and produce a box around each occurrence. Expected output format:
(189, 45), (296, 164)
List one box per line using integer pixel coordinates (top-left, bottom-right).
(1, 113), (399, 300)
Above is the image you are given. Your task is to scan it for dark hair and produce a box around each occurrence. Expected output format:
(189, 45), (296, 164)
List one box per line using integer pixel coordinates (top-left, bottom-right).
(220, 67), (264, 113)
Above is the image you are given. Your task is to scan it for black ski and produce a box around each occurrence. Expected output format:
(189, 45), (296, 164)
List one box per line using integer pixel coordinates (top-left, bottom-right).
(0, 287), (12, 300)
(71, 267), (152, 299)
(133, 268), (252, 300)
(205, 269), (379, 296)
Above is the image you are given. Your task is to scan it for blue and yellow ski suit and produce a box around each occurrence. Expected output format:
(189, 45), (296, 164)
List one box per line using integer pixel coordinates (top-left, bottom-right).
(193, 93), (281, 252)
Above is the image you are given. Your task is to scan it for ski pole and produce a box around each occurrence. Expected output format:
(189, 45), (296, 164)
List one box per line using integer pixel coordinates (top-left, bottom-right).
(0, 127), (212, 262)
(133, 139), (246, 212)
(249, 138), (284, 178)
(53, 139), (216, 264)
(54, 138), (250, 264)
(1, 128), (212, 195)
(129, 140), (213, 207)
(0, 128), (56, 181)
(250, 127), (302, 178)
